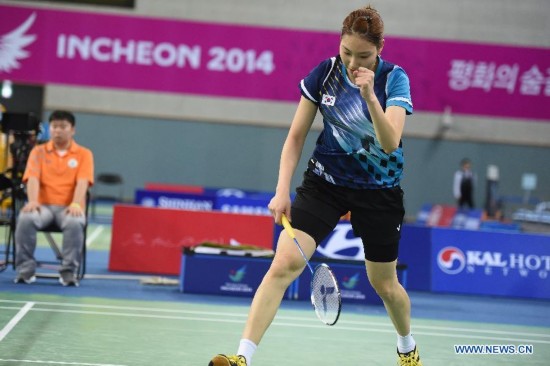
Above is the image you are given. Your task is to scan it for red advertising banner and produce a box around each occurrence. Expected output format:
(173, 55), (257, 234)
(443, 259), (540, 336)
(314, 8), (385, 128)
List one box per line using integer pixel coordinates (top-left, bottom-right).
(1, 4), (549, 121)
(108, 205), (275, 275)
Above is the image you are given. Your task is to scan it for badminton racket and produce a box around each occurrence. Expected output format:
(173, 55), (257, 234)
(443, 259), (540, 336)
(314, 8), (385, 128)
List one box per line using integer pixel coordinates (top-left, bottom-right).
(281, 214), (341, 326)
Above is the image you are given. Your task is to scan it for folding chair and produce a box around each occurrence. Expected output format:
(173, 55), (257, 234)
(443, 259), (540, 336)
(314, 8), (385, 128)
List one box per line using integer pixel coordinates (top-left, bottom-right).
(0, 173), (22, 272)
(0, 218), (11, 271)
(91, 172), (124, 219)
(35, 192), (90, 280)
(0, 112), (40, 273)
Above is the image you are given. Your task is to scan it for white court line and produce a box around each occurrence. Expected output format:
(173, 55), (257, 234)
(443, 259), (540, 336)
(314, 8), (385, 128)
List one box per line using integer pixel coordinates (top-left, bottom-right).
(2, 299), (549, 339)
(85, 225), (104, 248)
(1, 299), (549, 343)
(14, 306), (550, 345)
(0, 359), (127, 365)
(272, 320), (550, 345)
(0, 301), (34, 342)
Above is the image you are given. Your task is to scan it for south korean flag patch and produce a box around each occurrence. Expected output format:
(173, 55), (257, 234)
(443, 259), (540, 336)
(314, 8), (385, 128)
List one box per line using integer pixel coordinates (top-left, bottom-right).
(321, 94), (336, 106)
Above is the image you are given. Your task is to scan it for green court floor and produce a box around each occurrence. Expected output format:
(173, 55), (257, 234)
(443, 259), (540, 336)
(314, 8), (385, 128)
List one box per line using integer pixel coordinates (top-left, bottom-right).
(1, 292), (549, 366)
(1, 203), (549, 365)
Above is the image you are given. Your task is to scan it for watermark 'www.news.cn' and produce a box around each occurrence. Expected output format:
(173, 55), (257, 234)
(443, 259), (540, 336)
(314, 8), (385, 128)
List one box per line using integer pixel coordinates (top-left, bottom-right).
(455, 344), (534, 355)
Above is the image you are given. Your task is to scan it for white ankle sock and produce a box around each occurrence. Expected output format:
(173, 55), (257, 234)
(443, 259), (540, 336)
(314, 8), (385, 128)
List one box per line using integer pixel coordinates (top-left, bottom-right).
(237, 339), (257, 365)
(397, 333), (416, 354)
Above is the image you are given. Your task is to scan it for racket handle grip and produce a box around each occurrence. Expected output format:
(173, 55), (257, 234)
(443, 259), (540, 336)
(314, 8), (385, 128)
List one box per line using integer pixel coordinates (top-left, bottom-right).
(281, 214), (296, 239)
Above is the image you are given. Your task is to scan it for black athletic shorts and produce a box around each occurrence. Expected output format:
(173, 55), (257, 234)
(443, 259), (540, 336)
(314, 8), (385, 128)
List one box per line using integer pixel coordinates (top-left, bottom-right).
(290, 170), (405, 263)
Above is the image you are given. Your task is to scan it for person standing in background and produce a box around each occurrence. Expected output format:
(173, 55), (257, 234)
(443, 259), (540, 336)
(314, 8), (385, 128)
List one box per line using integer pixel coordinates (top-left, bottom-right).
(453, 158), (475, 209)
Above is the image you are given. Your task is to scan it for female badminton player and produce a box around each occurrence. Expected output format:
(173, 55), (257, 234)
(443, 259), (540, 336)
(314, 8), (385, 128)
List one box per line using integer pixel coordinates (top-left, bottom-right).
(210, 4), (423, 366)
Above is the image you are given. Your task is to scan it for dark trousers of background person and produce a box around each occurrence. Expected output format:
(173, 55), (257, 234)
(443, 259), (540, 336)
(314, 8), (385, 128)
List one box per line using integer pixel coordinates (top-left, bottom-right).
(458, 178), (474, 209)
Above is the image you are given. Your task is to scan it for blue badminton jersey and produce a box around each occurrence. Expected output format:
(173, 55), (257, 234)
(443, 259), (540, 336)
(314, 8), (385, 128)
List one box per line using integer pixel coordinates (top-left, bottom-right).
(300, 55), (413, 189)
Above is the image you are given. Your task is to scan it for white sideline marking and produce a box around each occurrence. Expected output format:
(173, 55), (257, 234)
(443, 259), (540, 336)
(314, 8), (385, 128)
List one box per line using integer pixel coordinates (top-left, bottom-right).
(1, 300), (548, 339)
(0, 301), (34, 342)
(0, 299), (549, 345)
(86, 225), (104, 247)
(0, 359), (127, 365)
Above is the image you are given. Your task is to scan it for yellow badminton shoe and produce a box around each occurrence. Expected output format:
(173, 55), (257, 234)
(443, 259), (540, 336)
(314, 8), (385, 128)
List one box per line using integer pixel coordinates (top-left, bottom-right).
(209, 354), (247, 366)
(397, 346), (423, 365)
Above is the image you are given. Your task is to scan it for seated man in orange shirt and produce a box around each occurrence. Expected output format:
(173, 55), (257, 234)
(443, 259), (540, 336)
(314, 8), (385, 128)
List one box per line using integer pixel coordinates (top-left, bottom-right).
(14, 110), (94, 286)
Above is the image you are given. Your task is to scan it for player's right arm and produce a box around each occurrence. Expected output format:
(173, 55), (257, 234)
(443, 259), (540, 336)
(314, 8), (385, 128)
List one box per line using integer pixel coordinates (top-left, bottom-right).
(269, 96), (317, 224)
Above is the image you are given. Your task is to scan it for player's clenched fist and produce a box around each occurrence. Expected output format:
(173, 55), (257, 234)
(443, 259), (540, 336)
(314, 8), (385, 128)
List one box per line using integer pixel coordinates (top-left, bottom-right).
(353, 66), (375, 100)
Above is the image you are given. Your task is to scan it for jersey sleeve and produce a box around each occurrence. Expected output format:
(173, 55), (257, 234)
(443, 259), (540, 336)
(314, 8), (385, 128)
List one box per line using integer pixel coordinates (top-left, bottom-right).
(22, 146), (42, 182)
(299, 57), (336, 105)
(77, 147), (95, 186)
(386, 67), (413, 115)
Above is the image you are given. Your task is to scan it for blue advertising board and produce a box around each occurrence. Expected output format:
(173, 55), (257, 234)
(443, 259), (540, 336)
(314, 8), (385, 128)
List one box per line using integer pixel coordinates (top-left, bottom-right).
(293, 259), (384, 306)
(431, 228), (550, 299)
(135, 189), (216, 211)
(213, 189), (291, 216)
(136, 187), (275, 216)
(180, 252), (292, 299)
(311, 222), (430, 291)
(399, 224), (432, 291)
(214, 195), (271, 216)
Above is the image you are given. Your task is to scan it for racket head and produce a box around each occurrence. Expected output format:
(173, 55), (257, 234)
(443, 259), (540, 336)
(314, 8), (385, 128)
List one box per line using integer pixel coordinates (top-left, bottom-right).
(310, 263), (341, 326)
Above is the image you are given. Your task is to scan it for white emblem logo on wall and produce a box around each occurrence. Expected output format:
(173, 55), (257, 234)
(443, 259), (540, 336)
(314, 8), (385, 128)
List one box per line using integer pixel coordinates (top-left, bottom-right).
(321, 94), (336, 106)
(0, 13), (37, 73)
(316, 223), (364, 260)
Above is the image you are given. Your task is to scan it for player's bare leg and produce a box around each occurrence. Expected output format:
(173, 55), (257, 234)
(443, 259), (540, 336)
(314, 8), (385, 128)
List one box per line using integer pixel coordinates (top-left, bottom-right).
(242, 229), (316, 343)
(210, 230), (316, 366)
(366, 260), (422, 365)
(366, 260), (410, 335)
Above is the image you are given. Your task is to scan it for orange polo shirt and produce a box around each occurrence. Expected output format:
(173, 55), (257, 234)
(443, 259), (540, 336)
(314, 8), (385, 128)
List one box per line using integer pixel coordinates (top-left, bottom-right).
(23, 140), (94, 206)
